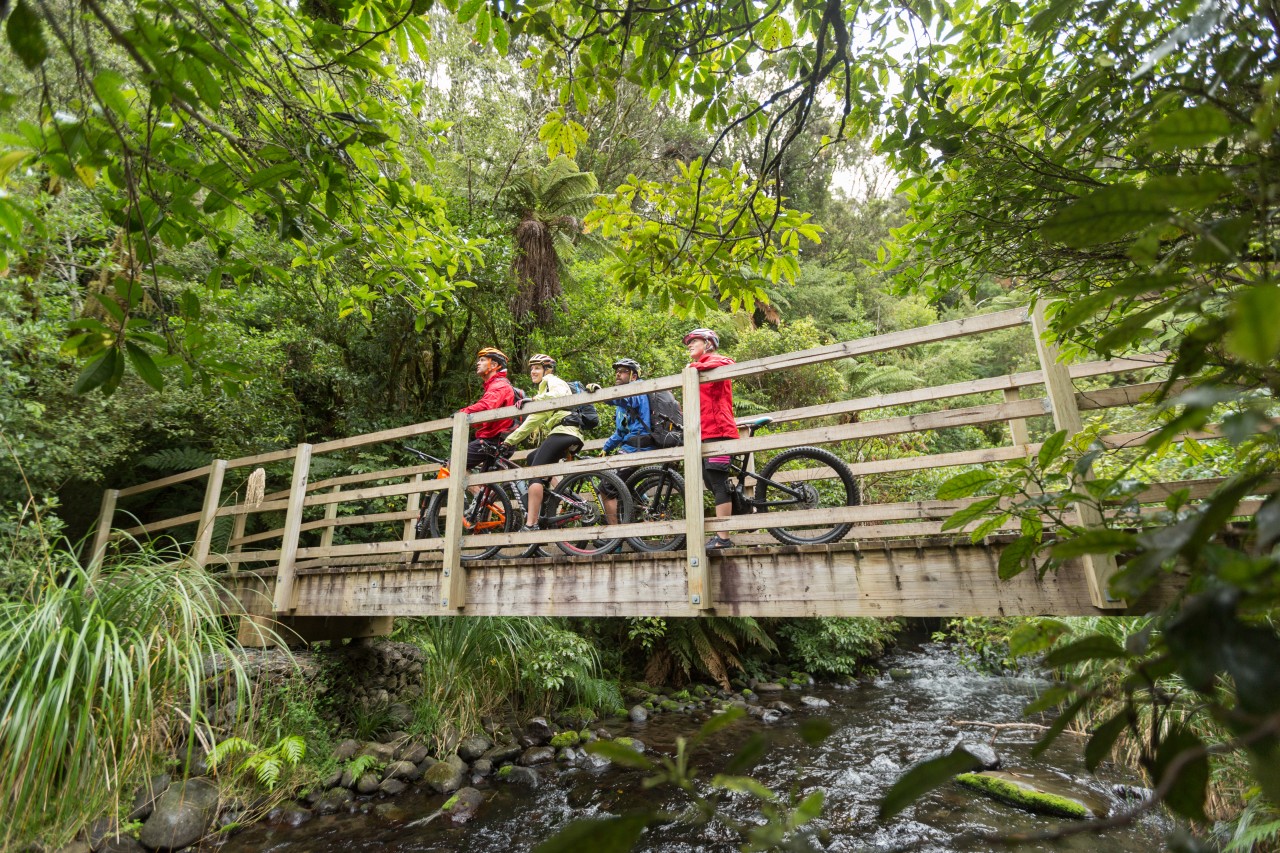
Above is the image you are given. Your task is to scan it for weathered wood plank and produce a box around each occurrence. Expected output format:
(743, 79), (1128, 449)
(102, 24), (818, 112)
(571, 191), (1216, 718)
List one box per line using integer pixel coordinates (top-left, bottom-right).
(90, 489), (119, 568)
(441, 413), (469, 611)
(272, 444), (312, 613)
(117, 465), (213, 498)
(191, 460), (228, 567)
(683, 365), (709, 612)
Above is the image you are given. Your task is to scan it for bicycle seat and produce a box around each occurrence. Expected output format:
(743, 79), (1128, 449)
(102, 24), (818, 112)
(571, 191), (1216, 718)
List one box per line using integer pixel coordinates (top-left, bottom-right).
(746, 416), (773, 429)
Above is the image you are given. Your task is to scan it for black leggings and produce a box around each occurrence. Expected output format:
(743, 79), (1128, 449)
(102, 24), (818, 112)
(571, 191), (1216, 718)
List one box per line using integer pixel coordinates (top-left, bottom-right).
(526, 433), (583, 485)
(703, 438), (733, 504)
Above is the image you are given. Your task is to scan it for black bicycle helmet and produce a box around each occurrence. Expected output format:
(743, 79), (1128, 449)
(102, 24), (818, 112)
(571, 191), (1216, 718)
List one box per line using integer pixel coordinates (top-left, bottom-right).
(612, 357), (642, 377)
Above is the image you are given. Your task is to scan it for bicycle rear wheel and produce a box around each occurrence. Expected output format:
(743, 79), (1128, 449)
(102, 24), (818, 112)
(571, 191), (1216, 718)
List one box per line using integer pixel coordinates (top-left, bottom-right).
(754, 446), (860, 545)
(547, 470), (632, 557)
(626, 467), (686, 553)
(425, 483), (517, 561)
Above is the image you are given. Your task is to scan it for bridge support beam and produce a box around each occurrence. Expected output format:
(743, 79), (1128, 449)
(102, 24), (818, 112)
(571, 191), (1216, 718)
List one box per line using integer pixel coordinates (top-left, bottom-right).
(192, 459), (228, 567)
(1032, 304), (1125, 610)
(89, 488), (119, 569)
(440, 411), (470, 611)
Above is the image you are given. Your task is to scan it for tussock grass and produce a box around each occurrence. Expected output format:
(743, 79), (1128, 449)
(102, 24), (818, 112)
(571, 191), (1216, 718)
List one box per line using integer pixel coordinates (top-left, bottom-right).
(0, 538), (248, 848)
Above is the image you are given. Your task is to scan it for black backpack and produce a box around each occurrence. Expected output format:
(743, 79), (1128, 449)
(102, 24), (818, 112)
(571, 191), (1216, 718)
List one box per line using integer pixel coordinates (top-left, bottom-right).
(509, 385), (529, 430)
(560, 380), (601, 433)
(623, 390), (684, 448)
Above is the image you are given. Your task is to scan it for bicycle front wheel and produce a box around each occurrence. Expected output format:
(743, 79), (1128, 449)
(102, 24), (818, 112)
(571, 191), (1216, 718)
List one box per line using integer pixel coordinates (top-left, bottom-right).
(426, 483), (517, 561)
(626, 467), (686, 553)
(755, 446), (860, 545)
(547, 470), (632, 557)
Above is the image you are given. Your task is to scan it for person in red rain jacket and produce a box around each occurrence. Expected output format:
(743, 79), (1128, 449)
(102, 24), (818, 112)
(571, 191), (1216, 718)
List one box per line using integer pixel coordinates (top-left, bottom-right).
(685, 328), (738, 550)
(458, 347), (516, 471)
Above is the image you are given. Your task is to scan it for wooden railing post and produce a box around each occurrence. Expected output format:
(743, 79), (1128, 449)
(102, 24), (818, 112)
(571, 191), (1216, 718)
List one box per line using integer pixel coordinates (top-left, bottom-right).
(191, 459), (228, 567)
(320, 485), (342, 549)
(681, 366), (710, 613)
(89, 488), (119, 569)
(1031, 304), (1124, 609)
(272, 444), (313, 613)
(402, 475), (422, 540)
(1004, 387), (1031, 447)
(440, 412), (470, 611)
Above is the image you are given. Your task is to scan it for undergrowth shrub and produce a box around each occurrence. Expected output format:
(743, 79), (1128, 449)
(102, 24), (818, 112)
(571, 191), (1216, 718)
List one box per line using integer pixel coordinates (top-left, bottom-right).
(776, 617), (901, 677)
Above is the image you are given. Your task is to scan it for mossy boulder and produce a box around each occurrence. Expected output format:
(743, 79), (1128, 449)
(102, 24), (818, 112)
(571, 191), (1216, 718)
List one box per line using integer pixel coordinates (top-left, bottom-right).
(613, 737), (646, 754)
(956, 772), (1095, 819)
(672, 689), (691, 701)
(659, 700), (680, 712)
(549, 731), (581, 748)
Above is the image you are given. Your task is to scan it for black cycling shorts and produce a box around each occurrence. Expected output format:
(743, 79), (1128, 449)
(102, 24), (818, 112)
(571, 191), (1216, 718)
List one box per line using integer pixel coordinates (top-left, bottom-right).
(703, 438), (733, 504)
(526, 433), (583, 485)
(466, 439), (499, 471)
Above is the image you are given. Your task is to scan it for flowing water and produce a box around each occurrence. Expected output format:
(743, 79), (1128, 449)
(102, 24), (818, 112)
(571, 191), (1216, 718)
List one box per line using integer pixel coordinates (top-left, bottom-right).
(220, 641), (1168, 852)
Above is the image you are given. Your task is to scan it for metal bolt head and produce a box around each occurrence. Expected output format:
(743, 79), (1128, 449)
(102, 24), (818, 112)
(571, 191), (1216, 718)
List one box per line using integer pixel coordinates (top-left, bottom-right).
(690, 557), (700, 567)
(691, 594), (701, 604)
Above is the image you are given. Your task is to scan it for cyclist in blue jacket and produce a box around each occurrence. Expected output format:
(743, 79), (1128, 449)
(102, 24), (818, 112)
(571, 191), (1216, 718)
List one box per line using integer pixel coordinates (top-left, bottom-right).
(601, 357), (651, 525)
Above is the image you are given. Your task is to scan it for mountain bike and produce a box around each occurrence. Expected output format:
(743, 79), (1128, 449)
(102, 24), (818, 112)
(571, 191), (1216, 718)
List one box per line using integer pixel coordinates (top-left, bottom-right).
(622, 416), (861, 551)
(406, 443), (633, 560)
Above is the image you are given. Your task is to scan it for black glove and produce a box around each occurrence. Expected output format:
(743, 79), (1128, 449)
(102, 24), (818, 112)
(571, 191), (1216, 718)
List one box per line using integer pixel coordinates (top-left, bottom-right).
(515, 397), (528, 410)
(497, 442), (516, 459)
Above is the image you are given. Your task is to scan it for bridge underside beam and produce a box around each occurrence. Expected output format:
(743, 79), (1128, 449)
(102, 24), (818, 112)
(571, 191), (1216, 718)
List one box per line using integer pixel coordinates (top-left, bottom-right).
(222, 538), (1183, 624)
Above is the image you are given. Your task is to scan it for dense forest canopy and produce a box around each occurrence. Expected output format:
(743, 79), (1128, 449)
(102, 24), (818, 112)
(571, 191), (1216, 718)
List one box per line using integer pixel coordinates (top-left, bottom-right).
(1, 0), (1278, 843)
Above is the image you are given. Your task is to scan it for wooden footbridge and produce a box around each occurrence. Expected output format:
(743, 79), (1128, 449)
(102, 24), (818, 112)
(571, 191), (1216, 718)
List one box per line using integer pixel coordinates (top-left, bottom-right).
(91, 306), (1246, 643)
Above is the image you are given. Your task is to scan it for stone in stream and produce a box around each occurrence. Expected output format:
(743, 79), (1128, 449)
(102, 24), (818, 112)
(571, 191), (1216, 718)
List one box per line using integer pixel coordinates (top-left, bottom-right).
(332, 739), (361, 761)
(471, 758), (493, 777)
(766, 701), (794, 713)
(137, 777), (220, 852)
(314, 788), (354, 815)
(457, 735), (493, 761)
(759, 710), (783, 725)
(383, 760), (417, 781)
(340, 768), (359, 789)
(496, 764), (540, 787)
(55, 842), (90, 853)
(127, 773), (172, 822)
(799, 695), (830, 709)
(400, 743), (430, 765)
(519, 746), (555, 766)
(483, 742), (523, 764)
(322, 770), (343, 789)
(956, 770), (1105, 819)
(423, 758), (466, 793)
(613, 737), (646, 754)
(379, 729), (411, 745)
(356, 773), (382, 795)
(379, 779), (408, 796)
(628, 705), (649, 723)
(579, 750), (612, 770)
(442, 787), (487, 824)
(279, 805), (313, 827)
(755, 682), (784, 693)
(956, 741), (1000, 770)
(520, 717), (555, 746)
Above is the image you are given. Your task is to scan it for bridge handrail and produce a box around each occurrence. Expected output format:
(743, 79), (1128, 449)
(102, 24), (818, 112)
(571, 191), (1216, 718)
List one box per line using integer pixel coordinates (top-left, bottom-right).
(94, 305), (1199, 612)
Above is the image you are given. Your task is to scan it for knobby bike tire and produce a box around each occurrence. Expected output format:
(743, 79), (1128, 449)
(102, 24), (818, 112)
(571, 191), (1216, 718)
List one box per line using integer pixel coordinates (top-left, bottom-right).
(424, 482), (517, 561)
(625, 466), (686, 553)
(547, 470), (633, 557)
(754, 446), (860, 546)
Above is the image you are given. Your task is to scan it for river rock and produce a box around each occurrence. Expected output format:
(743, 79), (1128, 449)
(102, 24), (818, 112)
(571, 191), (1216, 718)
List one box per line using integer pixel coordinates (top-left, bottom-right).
(314, 788), (354, 815)
(594, 728), (613, 740)
(958, 742), (1000, 770)
(520, 717), (555, 746)
(443, 787), (486, 824)
(128, 774), (172, 822)
(358, 742), (397, 763)
(383, 760), (417, 781)
(458, 735), (492, 761)
(322, 770), (343, 789)
(760, 709), (782, 724)
(766, 701), (793, 713)
(56, 842), (90, 853)
(356, 773), (381, 795)
(379, 779), (408, 796)
(613, 737), (646, 754)
(280, 805), (313, 827)
(628, 705), (649, 723)
(97, 836), (145, 853)
(497, 765), (540, 787)
(423, 759), (465, 793)
(332, 739), (361, 761)
(387, 703), (415, 728)
(483, 742), (523, 764)
(399, 743), (430, 765)
(138, 777), (219, 852)
(519, 746), (555, 766)
(86, 816), (120, 849)
(799, 695), (830, 709)
(580, 749), (612, 770)
(340, 768), (359, 789)
(755, 682), (784, 693)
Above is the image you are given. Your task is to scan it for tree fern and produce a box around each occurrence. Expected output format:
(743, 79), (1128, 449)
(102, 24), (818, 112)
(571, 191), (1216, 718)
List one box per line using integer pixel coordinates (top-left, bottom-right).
(138, 446), (213, 472)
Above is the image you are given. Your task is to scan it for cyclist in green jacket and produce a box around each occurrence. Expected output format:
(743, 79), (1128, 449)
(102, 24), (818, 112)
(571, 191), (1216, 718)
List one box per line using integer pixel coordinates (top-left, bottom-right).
(499, 354), (584, 532)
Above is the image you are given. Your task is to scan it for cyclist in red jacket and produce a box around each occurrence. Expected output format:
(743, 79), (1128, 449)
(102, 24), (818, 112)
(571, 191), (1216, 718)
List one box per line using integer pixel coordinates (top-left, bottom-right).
(458, 347), (516, 472)
(685, 328), (737, 550)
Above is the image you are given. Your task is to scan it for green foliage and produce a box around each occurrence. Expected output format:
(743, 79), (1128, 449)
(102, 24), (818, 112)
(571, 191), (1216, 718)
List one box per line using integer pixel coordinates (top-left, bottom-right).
(776, 618), (900, 677)
(209, 735), (306, 791)
(953, 773), (1090, 819)
(0, 535), (250, 849)
(633, 616), (778, 689)
(934, 618), (1020, 674)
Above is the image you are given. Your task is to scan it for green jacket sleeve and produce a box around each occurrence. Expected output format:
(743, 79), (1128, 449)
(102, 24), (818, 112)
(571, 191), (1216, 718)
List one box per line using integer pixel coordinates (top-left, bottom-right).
(504, 375), (571, 447)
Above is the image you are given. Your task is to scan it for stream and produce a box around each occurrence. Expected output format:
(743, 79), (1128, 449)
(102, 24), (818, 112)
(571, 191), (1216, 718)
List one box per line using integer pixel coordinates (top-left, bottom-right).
(219, 641), (1168, 852)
